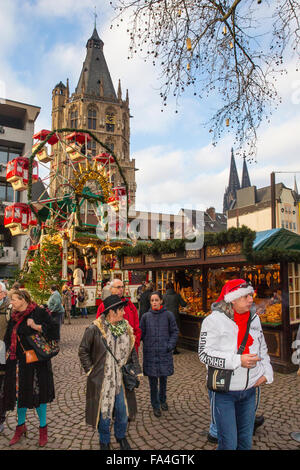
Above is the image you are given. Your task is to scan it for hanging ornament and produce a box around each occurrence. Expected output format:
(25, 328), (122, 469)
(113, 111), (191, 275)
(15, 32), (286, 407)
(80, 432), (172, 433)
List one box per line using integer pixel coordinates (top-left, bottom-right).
(223, 25), (227, 35)
(230, 42), (234, 49)
(226, 118), (230, 127)
(177, 9), (182, 17)
(186, 38), (192, 51)
(187, 63), (190, 71)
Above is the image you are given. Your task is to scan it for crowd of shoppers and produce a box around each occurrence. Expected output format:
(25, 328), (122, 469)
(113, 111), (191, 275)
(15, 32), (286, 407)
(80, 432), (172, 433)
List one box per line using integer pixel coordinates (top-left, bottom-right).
(0, 275), (287, 451)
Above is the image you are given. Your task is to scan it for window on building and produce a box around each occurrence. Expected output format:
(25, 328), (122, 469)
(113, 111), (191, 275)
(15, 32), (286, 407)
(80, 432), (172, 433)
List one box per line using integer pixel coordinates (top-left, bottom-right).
(88, 108), (97, 130)
(0, 145), (22, 164)
(87, 140), (96, 156)
(293, 223), (296, 230)
(0, 182), (19, 202)
(105, 141), (114, 152)
(70, 109), (78, 129)
(281, 221), (285, 228)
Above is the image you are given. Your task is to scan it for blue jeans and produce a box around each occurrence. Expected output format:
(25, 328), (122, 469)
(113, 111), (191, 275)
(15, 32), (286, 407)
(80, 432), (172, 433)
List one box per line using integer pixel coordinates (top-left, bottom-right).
(81, 307), (88, 317)
(98, 387), (128, 445)
(214, 387), (256, 450)
(148, 376), (167, 409)
(208, 389), (218, 438)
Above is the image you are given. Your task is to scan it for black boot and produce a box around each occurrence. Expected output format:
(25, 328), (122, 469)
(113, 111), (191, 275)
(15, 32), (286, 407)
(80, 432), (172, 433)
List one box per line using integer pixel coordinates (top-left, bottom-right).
(100, 442), (111, 450)
(253, 415), (265, 435)
(117, 437), (131, 450)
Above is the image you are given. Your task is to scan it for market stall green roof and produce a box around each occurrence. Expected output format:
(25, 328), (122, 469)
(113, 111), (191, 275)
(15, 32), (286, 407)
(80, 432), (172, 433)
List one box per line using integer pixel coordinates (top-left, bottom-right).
(250, 228), (300, 263)
(253, 228), (300, 251)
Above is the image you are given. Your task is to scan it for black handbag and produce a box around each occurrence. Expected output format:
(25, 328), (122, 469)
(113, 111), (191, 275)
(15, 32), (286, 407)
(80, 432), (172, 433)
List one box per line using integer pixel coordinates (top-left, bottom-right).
(207, 313), (252, 392)
(102, 338), (140, 391)
(26, 332), (60, 361)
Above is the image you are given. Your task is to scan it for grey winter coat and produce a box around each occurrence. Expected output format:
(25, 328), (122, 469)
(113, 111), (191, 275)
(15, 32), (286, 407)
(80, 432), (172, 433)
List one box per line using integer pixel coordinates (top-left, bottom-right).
(163, 289), (187, 317)
(140, 306), (179, 377)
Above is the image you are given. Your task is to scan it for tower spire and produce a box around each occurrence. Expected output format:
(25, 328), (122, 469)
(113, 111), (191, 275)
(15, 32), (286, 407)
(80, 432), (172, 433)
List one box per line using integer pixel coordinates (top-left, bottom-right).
(223, 148), (240, 213)
(228, 148), (240, 192)
(94, 6), (97, 29)
(241, 156), (251, 188)
(75, 25), (116, 99)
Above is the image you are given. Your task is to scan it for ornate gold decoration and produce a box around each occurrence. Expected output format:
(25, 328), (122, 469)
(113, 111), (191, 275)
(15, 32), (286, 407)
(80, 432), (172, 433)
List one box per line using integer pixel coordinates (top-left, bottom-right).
(206, 242), (242, 258)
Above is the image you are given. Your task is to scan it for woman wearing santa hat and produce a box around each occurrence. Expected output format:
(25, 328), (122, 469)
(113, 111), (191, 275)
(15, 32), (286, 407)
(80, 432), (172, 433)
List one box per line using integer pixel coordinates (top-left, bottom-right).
(199, 279), (273, 450)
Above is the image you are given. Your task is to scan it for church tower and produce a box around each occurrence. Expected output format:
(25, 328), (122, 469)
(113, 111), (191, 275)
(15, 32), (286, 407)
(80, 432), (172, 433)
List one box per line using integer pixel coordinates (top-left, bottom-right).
(223, 148), (241, 213)
(50, 25), (136, 206)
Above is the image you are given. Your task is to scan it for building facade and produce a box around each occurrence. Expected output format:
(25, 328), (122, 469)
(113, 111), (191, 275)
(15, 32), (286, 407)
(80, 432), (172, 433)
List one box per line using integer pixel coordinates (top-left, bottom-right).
(50, 27), (137, 207)
(0, 99), (40, 277)
(227, 183), (300, 233)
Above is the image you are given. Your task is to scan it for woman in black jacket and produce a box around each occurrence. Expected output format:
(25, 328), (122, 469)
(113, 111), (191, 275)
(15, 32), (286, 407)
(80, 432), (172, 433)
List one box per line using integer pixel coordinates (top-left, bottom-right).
(140, 291), (178, 417)
(4, 289), (57, 447)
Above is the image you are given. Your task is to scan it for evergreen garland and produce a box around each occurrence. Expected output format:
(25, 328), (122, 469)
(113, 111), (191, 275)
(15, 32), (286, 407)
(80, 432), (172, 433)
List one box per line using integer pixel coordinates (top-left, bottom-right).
(116, 226), (256, 262)
(116, 225), (300, 264)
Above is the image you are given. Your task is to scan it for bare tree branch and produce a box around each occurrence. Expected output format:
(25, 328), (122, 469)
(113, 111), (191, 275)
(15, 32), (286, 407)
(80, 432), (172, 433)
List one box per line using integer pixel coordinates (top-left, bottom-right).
(111, 0), (300, 159)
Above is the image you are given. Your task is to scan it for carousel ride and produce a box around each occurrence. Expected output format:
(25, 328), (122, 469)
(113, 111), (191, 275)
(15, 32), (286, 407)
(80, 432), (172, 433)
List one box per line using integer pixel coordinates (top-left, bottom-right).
(4, 128), (132, 302)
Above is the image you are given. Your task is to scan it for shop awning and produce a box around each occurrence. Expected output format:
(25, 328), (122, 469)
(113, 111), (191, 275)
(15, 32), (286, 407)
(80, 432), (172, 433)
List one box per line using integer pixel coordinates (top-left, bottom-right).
(253, 228), (300, 252)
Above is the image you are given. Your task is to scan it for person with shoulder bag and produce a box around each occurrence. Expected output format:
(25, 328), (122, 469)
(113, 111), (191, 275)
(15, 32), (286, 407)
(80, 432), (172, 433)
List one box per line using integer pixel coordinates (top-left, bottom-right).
(4, 289), (57, 447)
(198, 279), (273, 450)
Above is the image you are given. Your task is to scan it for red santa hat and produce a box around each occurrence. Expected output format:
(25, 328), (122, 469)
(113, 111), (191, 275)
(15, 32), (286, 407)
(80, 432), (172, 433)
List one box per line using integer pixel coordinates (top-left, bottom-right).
(217, 279), (254, 304)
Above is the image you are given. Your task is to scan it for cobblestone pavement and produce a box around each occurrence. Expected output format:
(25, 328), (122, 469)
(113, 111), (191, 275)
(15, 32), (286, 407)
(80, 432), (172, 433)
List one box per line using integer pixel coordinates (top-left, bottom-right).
(0, 317), (299, 451)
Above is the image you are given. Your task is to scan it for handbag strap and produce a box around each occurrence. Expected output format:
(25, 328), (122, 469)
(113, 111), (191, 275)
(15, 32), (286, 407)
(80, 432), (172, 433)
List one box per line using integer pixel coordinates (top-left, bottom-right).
(237, 313), (252, 355)
(101, 336), (120, 365)
(17, 335), (26, 354)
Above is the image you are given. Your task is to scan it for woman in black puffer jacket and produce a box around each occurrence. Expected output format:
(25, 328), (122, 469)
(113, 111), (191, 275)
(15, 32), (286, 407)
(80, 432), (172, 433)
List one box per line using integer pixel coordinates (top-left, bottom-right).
(140, 291), (178, 417)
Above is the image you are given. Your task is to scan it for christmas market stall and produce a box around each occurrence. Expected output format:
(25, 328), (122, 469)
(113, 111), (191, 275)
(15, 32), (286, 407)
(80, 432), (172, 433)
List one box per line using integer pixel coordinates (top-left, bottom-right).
(119, 227), (300, 373)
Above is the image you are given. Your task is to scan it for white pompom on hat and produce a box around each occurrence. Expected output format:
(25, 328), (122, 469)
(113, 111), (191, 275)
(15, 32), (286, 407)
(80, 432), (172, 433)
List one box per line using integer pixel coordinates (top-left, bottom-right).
(217, 279), (254, 304)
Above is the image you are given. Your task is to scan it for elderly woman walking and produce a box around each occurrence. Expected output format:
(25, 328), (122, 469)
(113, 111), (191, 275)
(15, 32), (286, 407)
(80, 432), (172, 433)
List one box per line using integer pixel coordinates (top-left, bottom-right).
(4, 289), (57, 447)
(78, 294), (141, 450)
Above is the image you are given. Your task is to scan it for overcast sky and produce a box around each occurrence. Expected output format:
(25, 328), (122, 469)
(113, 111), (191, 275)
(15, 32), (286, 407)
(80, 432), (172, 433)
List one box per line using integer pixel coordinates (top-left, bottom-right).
(1, 0), (299, 214)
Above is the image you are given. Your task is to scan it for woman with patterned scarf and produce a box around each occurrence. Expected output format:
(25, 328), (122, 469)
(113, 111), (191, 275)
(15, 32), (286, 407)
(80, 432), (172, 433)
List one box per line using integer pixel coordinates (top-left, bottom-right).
(4, 289), (57, 447)
(79, 294), (142, 450)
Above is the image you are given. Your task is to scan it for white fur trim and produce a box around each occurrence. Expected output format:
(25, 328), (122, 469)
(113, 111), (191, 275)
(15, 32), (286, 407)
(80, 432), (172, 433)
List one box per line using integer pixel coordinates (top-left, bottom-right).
(224, 285), (254, 303)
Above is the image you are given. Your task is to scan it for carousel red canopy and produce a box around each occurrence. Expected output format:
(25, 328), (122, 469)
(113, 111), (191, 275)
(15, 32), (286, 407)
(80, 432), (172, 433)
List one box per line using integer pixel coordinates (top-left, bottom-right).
(33, 129), (59, 145)
(65, 132), (91, 144)
(93, 152), (115, 165)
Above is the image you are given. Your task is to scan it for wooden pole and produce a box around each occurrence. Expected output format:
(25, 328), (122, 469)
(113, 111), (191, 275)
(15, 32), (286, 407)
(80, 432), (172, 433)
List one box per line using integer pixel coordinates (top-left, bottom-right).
(271, 172), (276, 229)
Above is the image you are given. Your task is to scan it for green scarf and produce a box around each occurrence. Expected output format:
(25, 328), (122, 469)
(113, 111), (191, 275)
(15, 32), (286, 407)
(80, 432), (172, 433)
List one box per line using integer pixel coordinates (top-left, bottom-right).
(106, 319), (127, 337)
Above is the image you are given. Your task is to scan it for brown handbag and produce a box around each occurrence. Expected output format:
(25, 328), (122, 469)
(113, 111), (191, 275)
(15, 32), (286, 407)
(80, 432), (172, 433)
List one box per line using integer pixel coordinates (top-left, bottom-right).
(18, 336), (39, 364)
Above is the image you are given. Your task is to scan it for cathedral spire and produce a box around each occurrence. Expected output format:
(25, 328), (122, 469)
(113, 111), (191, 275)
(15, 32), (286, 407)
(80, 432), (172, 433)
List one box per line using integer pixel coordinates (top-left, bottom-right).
(241, 156), (251, 188)
(223, 148), (240, 213)
(228, 148), (240, 192)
